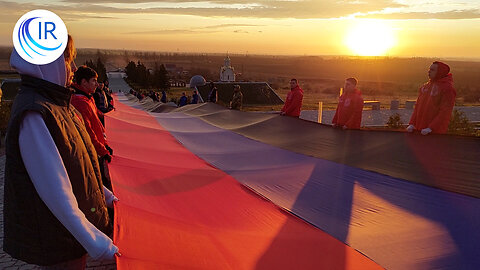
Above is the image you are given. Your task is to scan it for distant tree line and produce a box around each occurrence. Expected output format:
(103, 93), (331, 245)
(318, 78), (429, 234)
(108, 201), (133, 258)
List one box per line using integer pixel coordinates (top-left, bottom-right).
(85, 57), (107, 82)
(188, 67), (216, 81)
(125, 61), (170, 90)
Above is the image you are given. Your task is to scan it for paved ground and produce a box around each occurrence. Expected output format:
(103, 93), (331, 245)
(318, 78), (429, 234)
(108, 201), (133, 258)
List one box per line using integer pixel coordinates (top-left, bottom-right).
(0, 155), (117, 270)
(107, 72), (127, 93)
(300, 106), (480, 126)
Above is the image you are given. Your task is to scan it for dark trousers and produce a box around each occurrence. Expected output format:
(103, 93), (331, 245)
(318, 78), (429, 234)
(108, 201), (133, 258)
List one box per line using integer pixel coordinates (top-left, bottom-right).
(99, 157), (114, 225)
(99, 156), (112, 190)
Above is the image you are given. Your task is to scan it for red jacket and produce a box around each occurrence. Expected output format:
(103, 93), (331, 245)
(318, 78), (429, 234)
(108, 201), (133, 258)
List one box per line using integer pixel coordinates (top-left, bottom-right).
(281, 86), (304, 117)
(409, 74), (456, 134)
(332, 89), (364, 129)
(70, 84), (109, 157)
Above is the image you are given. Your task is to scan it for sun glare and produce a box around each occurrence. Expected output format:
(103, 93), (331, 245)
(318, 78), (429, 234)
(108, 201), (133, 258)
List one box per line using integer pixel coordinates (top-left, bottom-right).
(345, 21), (397, 56)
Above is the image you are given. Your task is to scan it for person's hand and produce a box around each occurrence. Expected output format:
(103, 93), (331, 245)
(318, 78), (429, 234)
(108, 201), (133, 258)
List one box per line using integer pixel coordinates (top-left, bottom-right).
(103, 154), (112, 163)
(93, 240), (119, 261)
(105, 145), (113, 155)
(342, 125), (348, 130)
(406, 125), (415, 133)
(106, 195), (119, 208)
(421, 128), (432, 135)
(103, 186), (118, 208)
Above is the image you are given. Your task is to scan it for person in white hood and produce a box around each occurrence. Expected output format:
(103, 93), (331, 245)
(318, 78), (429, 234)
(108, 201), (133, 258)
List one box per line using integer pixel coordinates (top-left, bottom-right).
(3, 35), (119, 269)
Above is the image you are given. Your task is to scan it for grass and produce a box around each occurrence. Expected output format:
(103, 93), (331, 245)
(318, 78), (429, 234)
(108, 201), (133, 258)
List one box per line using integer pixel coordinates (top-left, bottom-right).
(250, 86), (421, 111)
(167, 87), (196, 102)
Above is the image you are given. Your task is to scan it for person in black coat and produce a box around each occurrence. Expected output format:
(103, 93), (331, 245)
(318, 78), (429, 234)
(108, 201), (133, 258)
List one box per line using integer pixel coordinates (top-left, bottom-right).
(161, 90), (167, 103)
(191, 90), (199, 104)
(208, 82), (218, 103)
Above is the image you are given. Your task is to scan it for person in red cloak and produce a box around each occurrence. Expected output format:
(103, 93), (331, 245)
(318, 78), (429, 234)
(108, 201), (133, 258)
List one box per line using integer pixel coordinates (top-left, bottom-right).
(407, 61), (456, 135)
(332, 77), (364, 130)
(281, 78), (304, 117)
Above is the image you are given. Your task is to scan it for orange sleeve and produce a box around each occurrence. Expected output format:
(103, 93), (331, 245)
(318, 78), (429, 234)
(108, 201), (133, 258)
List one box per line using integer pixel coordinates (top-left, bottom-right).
(283, 91), (302, 115)
(345, 95), (363, 128)
(76, 103), (109, 157)
(428, 87), (456, 133)
(281, 93), (291, 113)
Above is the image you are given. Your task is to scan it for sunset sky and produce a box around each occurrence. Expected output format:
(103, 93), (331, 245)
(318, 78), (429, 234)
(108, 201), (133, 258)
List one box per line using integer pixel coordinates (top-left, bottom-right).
(1, 0), (479, 58)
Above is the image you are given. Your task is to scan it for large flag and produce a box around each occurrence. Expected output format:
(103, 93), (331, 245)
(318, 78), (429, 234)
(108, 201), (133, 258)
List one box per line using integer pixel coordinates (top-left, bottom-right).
(106, 92), (480, 270)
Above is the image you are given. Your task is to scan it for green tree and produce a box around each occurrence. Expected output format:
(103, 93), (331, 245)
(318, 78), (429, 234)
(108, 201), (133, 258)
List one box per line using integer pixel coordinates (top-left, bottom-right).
(136, 61), (149, 88)
(387, 113), (404, 129)
(84, 57), (107, 82)
(448, 109), (476, 136)
(125, 61), (137, 82)
(154, 64), (170, 90)
(85, 59), (96, 71)
(95, 57), (107, 82)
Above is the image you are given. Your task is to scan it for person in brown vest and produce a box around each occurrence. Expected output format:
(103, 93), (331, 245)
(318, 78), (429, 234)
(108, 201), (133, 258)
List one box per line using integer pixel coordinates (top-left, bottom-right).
(4, 35), (119, 269)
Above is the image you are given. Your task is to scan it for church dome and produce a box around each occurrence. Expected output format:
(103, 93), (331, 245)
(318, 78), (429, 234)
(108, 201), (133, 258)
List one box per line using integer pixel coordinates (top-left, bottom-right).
(189, 75), (206, 89)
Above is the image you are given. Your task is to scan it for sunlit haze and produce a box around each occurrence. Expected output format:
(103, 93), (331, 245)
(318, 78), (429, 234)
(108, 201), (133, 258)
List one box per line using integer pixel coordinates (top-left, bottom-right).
(345, 21), (397, 56)
(0, 0), (479, 58)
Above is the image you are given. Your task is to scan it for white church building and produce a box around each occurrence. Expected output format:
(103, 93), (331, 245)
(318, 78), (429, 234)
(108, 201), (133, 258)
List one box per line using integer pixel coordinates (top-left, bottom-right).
(220, 56), (236, 82)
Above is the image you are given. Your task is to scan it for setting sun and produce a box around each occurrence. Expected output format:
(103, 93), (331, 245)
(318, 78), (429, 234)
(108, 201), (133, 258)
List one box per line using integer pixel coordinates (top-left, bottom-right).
(345, 21), (397, 56)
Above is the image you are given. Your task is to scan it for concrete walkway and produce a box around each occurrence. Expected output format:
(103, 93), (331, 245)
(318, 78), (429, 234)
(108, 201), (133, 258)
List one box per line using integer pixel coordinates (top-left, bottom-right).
(106, 72), (128, 93)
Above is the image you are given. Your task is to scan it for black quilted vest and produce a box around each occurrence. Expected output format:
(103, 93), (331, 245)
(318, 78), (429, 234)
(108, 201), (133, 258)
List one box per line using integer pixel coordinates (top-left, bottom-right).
(3, 75), (110, 265)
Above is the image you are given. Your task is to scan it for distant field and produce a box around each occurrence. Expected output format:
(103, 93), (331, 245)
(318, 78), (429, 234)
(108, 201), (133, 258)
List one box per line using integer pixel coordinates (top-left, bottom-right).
(1, 46), (479, 109)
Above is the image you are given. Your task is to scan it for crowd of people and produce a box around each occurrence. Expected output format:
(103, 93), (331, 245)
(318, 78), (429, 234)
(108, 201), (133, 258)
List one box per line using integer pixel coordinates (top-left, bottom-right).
(129, 81), (242, 109)
(2, 30), (457, 269)
(128, 88), (201, 107)
(128, 89), (145, 100)
(280, 62), (456, 135)
(206, 82), (243, 110)
(128, 63), (455, 135)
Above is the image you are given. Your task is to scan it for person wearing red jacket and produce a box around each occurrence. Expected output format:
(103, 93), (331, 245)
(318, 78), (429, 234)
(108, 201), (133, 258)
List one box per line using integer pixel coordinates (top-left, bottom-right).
(71, 66), (114, 190)
(332, 78), (364, 130)
(281, 79), (304, 117)
(407, 61), (456, 135)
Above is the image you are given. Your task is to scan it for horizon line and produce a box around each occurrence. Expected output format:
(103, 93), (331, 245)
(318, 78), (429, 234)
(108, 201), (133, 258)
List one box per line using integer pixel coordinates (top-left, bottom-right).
(1, 45), (479, 62)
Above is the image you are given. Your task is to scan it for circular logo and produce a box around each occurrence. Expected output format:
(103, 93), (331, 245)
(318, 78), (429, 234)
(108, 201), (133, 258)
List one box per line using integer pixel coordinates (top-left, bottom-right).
(12, 10), (68, 65)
